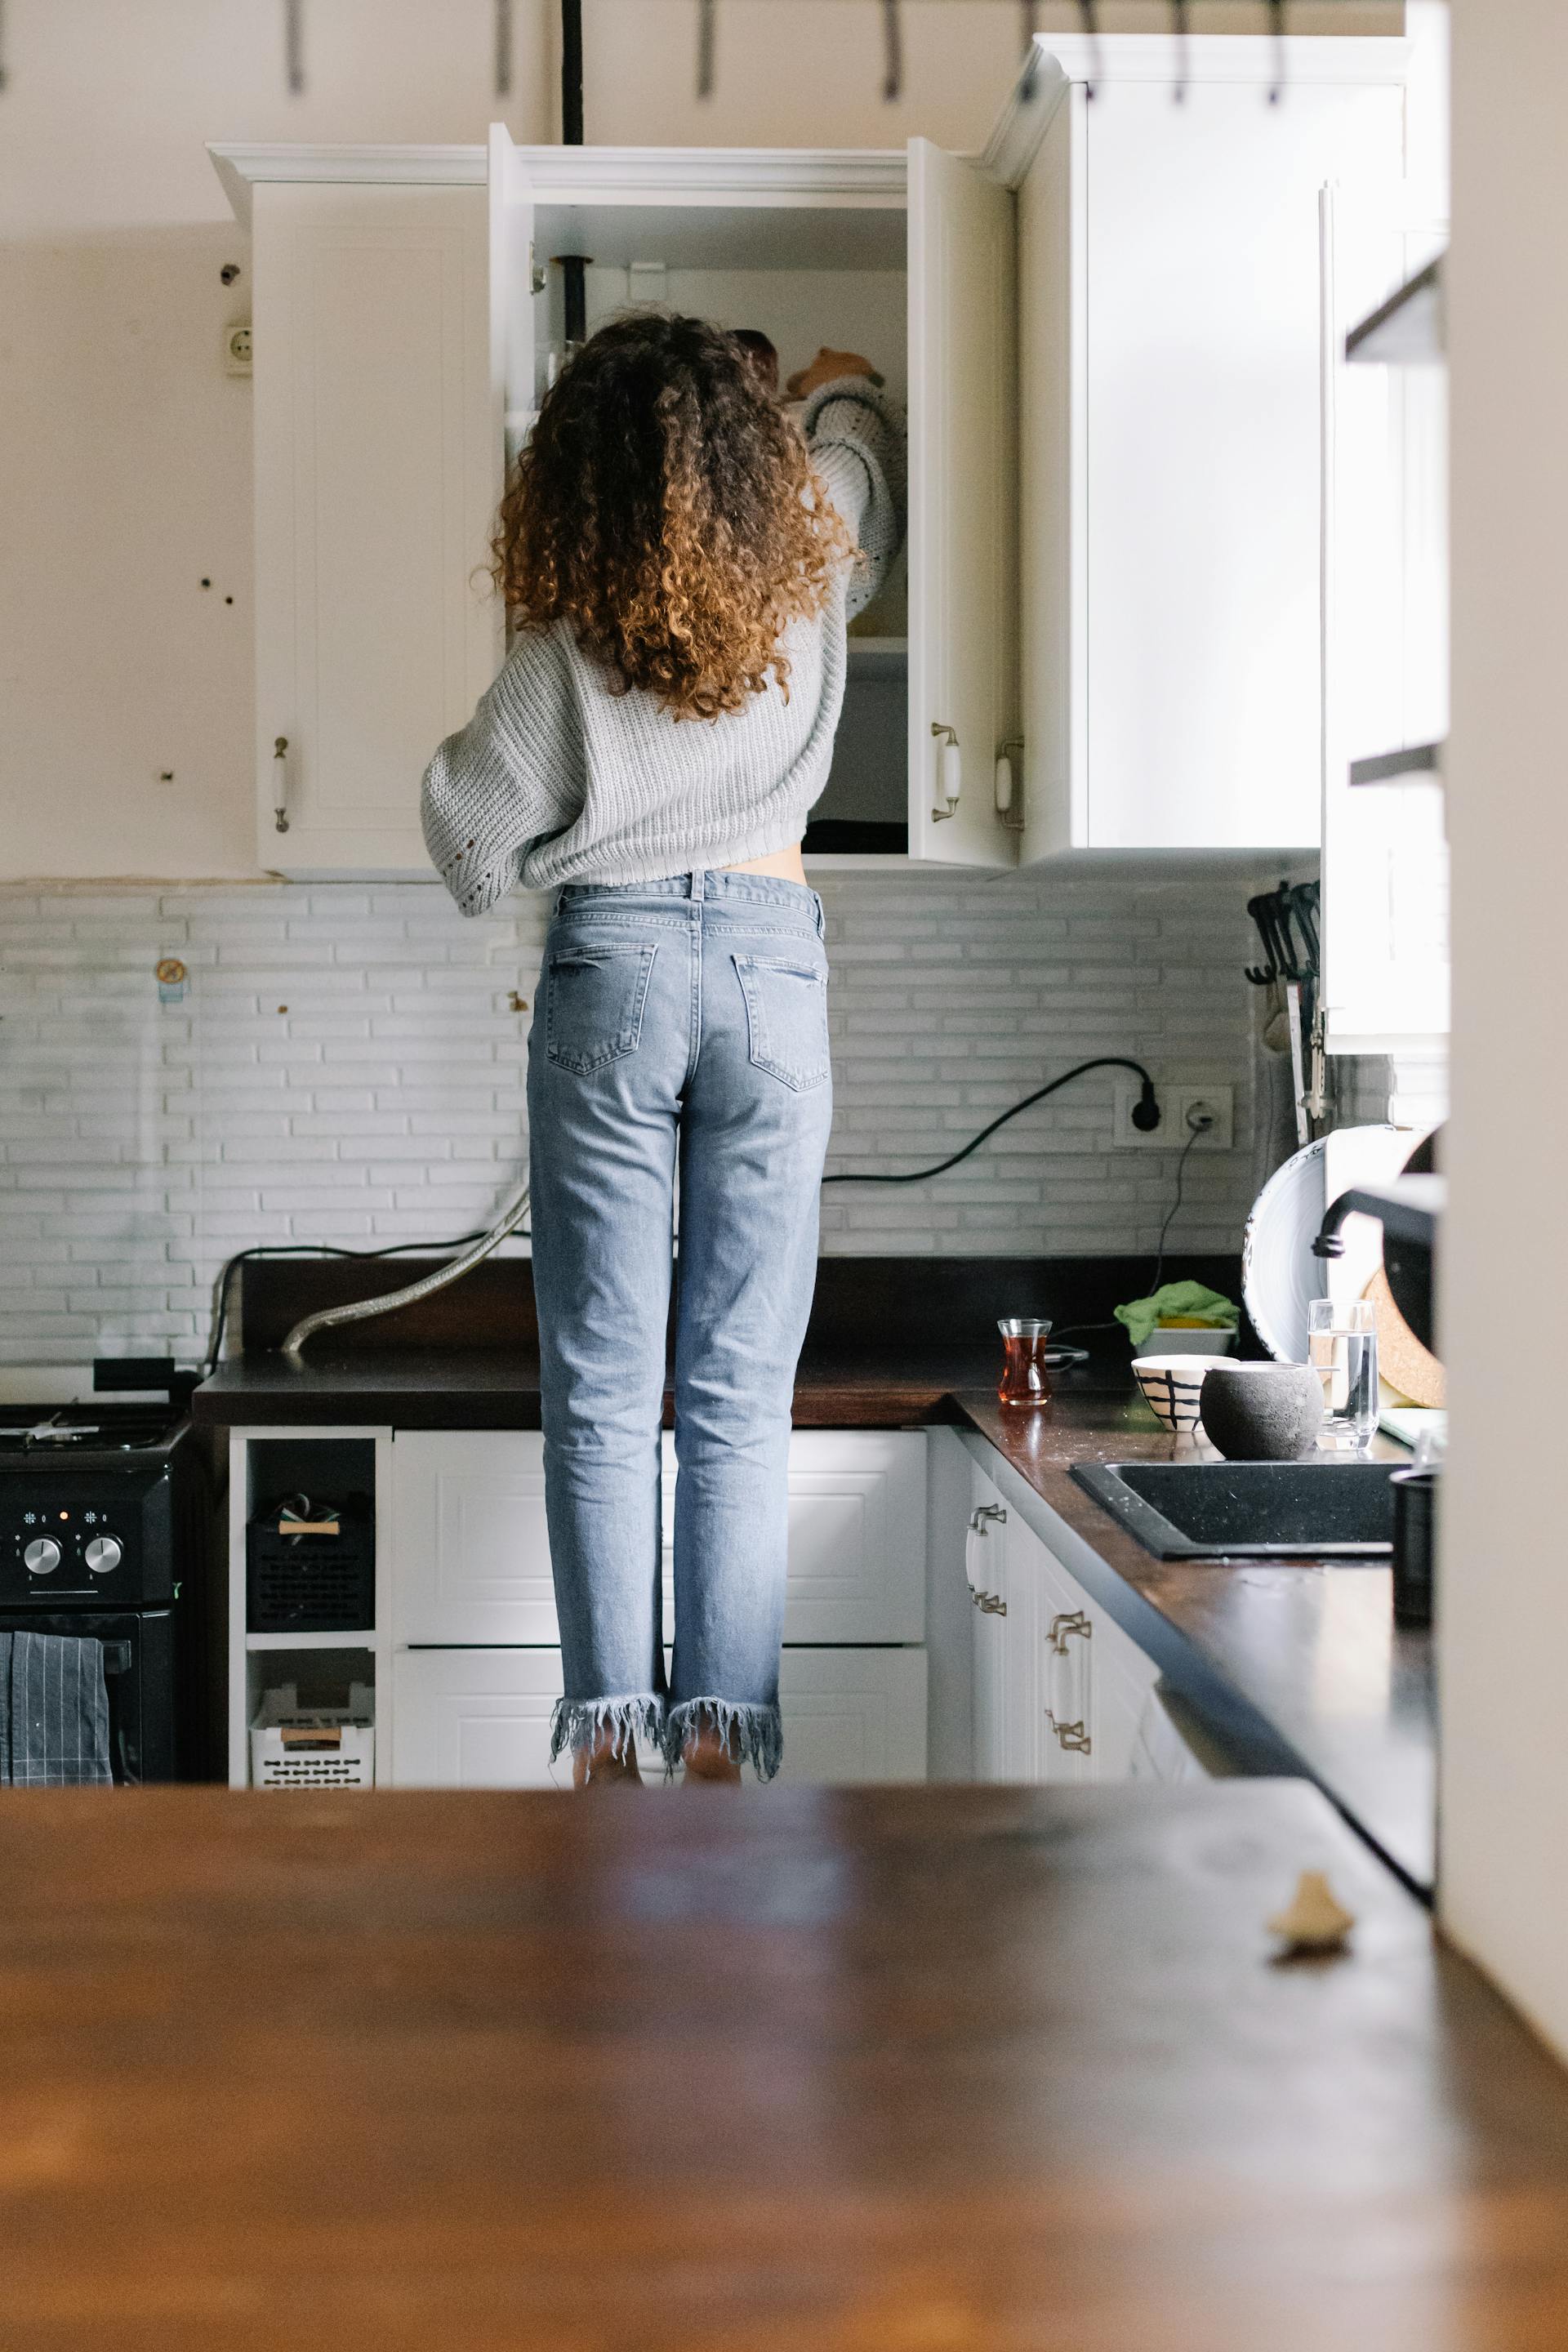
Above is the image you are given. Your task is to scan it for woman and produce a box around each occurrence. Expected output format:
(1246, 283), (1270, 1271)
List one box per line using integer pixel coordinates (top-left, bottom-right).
(421, 314), (904, 1786)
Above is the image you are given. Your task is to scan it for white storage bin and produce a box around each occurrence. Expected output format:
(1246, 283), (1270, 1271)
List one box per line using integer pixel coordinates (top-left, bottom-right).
(251, 1680), (376, 1789)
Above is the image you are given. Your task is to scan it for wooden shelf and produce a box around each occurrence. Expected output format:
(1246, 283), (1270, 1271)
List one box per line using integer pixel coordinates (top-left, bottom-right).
(1346, 255), (1444, 366)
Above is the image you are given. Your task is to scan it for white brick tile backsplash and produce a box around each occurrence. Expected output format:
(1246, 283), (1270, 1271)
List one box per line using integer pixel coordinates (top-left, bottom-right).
(0, 871), (1446, 1365)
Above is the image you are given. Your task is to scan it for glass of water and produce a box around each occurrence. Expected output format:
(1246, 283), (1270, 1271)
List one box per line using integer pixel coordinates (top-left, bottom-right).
(1307, 1298), (1379, 1446)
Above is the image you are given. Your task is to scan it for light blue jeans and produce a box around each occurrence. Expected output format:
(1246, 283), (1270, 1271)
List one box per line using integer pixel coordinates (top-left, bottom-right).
(528, 871), (832, 1778)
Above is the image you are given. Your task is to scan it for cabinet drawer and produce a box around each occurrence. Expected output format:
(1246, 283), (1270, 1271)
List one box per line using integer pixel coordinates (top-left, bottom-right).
(391, 1430), (926, 1647)
(391, 1646), (928, 1788)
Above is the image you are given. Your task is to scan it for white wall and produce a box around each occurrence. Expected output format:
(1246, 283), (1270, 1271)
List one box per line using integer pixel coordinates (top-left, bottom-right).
(1441, 0), (1568, 2061)
(0, 860), (1285, 1370)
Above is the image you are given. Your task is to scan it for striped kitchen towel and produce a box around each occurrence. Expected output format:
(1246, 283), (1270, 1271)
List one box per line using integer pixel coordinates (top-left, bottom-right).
(0, 1631), (113, 1786)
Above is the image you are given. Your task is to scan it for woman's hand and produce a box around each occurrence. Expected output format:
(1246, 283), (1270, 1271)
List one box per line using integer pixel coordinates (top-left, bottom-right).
(785, 346), (884, 400)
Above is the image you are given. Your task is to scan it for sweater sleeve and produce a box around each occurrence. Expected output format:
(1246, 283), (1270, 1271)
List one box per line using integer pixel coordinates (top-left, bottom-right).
(420, 628), (583, 916)
(800, 376), (907, 623)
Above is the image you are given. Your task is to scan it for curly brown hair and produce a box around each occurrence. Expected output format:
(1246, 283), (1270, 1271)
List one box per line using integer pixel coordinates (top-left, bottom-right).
(492, 312), (853, 719)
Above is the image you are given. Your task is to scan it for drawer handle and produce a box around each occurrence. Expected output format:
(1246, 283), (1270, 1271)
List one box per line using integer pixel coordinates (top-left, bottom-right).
(1048, 1609), (1091, 1655)
(1053, 1718), (1091, 1754)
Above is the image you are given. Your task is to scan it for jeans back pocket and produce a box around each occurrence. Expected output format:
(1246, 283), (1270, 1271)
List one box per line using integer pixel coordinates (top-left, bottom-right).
(545, 941), (657, 1076)
(733, 951), (831, 1092)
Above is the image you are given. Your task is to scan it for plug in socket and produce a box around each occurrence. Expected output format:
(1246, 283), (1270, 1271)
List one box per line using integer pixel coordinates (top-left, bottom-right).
(1114, 1082), (1234, 1150)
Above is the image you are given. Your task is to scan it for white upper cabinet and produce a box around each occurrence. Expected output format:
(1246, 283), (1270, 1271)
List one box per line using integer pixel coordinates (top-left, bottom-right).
(906, 137), (1019, 866)
(212, 32), (1410, 879)
(996, 37), (1408, 854)
(226, 172), (501, 876)
(1321, 194), (1450, 1054)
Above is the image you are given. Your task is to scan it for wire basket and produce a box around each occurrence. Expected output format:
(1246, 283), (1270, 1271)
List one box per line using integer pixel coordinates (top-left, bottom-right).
(251, 1680), (375, 1790)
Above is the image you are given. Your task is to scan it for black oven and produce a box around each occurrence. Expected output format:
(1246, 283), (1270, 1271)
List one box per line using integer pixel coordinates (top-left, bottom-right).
(0, 1399), (211, 1783)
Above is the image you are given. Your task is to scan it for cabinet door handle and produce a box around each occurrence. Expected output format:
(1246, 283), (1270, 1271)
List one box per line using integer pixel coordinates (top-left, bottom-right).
(931, 722), (961, 822)
(1047, 1610), (1092, 1655)
(965, 1503), (1007, 1612)
(273, 735), (292, 835)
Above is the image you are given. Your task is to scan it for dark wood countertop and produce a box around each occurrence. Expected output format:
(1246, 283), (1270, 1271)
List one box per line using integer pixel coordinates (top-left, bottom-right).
(194, 1334), (1436, 1896)
(192, 1340), (1030, 1428)
(954, 1392), (1437, 1897)
(6, 1780), (1566, 2348)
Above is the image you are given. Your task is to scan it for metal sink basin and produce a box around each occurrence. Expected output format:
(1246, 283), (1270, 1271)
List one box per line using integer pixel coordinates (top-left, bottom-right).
(1071, 1459), (1396, 1561)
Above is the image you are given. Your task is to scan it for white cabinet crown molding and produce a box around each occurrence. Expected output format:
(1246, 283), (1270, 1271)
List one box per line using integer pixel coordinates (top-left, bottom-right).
(210, 142), (487, 225)
(212, 142), (908, 227)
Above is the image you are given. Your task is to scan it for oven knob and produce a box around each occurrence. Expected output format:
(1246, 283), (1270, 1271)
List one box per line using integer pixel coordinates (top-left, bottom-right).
(83, 1536), (122, 1575)
(23, 1539), (61, 1575)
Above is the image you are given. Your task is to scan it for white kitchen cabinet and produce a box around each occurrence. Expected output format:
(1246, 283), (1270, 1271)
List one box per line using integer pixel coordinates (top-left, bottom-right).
(237, 177), (501, 876)
(391, 1645), (927, 1788)
(965, 1451), (1160, 1787)
(212, 32), (1409, 880)
(390, 1428), (927, 1647)
(1008, 51), (1405, 853)
(1321, 198), (1450, 1055)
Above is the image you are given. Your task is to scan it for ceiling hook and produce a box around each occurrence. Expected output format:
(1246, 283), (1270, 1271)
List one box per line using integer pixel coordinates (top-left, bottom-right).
(1019, 1), (1040, 102)
(1268, 0), (1288, 105)
(1077, 0), (1102, 102)
(283, 0), (305, 95)
(695, 0), (716, 99)
(882, 0), (904, 103)
(495, 0), (512, 98)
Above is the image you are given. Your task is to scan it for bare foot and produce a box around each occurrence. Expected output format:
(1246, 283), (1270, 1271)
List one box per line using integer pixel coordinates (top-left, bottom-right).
(572, 1730), (643, 1788)
(682, 1727), (742, 1786)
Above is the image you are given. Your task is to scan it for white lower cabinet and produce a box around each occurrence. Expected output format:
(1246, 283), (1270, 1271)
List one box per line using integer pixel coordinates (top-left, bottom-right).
(391, 1429), (927, 1647)
(386, 1427), (928, 1788)
(392, 1646), (927, 1789)
(968, 1455), (1162, 1786)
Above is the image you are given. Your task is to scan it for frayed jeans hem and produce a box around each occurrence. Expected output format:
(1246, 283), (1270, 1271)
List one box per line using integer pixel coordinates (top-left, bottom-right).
(549, 1694), (666, 1766)
(663, 1697), (783, 1782)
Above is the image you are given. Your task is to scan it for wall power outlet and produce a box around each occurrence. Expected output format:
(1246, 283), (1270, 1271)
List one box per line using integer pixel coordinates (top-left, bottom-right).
(1112, 1081), (1235, 1152)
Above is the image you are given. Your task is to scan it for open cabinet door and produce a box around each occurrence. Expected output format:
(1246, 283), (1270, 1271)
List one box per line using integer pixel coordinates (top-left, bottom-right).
(1321, 185), (1450, 1055)
(489, 125), (536, 485)
(906, 138), (1018, 866)
(1015, 77), (1086, 863)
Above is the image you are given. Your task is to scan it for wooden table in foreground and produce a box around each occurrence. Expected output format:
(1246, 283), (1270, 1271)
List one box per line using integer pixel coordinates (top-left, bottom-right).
(5, 1781), (1568, 2351)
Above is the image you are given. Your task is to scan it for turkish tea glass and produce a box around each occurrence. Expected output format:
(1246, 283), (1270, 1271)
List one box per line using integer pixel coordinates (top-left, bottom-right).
(998, 1317), (1054, 1409)
(1307, 1297), (1379, 1446)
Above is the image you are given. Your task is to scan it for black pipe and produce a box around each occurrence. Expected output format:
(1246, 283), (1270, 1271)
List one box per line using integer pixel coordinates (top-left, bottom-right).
(561, 0), (583, 142)
(559, 0), (586, 345)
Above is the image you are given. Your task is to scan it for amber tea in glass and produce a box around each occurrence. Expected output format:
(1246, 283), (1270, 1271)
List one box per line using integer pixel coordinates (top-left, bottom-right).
(998, 1317), (1054, 1408)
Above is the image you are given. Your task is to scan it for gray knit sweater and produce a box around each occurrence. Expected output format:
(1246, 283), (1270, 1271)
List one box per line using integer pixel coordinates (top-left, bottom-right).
(421, 377), (905, 911)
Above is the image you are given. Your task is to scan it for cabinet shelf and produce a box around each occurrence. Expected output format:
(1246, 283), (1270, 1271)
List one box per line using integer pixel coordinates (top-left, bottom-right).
(1349, 740), (1444, 787)
(1346, 254), (1444, 366)
(844, 635), (908, 679)
(246, 1628), (376, 1650)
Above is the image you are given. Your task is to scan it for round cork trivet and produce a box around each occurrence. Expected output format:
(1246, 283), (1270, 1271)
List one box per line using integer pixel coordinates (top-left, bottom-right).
(1365, 1266), (1446, 1408)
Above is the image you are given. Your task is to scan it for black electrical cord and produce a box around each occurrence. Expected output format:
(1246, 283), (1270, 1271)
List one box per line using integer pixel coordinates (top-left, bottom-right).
(1149, 1120), (1205, 1297)
(822, 1057), (1160, 1187)
(202, 1060), (1160, 1368)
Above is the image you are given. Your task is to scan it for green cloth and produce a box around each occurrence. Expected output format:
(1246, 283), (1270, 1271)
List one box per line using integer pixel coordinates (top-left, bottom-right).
(1114, 1281), (1240, 1351)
